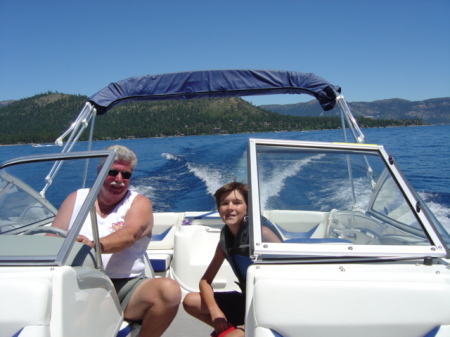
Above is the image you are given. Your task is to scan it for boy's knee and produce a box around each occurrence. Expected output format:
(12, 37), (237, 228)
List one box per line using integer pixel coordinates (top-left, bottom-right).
(182, 292), (201, 314)
(182, 292), (194, 308)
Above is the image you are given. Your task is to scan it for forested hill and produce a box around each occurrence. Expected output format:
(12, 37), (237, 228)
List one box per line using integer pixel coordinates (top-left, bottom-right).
(0, 92), (427, 145)
(261, 97), (450, 125)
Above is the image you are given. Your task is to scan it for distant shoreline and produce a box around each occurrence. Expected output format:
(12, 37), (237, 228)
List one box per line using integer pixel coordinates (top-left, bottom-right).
(1, 124), (447, 147)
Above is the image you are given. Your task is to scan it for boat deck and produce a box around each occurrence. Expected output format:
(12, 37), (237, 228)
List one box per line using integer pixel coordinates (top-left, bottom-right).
(162, 304), (211, 337)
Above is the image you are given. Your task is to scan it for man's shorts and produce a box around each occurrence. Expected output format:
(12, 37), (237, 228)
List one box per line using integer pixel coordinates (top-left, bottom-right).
(112, 277), (147, 311)
(214, 291), (246, 326)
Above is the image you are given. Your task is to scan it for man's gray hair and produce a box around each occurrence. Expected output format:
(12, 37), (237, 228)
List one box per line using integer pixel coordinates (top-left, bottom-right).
(103, 145), (137, 169)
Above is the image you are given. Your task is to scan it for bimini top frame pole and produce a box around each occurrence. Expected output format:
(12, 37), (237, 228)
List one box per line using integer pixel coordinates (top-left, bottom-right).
(334, 92), (374, 204)
(335, 94), (364, 144)
(40, 102), (97, 197)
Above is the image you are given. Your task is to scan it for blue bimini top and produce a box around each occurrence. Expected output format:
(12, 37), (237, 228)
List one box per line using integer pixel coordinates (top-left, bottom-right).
(89, 69), (341, 115)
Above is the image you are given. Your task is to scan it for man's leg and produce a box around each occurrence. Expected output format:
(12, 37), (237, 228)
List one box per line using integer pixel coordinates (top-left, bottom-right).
(124, 277), (181, 337)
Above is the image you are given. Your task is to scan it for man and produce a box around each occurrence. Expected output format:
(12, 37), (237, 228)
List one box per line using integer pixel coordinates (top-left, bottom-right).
(52, 145), (181, 337)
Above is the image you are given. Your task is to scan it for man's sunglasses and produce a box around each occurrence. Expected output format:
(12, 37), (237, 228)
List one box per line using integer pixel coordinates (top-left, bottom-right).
(108, 169), (132, 179)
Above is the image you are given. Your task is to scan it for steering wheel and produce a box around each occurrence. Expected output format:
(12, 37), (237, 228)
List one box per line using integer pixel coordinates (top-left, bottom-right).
(23, 227), (68, 238)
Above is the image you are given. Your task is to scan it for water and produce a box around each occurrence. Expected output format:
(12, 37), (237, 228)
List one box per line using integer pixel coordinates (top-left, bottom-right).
(1, 125), (449, 227)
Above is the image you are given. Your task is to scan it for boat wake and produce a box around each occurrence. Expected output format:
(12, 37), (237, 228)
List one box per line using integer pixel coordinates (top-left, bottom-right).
(419, 192), (450, 231)
(259, 154), (325, 210)
(130, 152), (248, 212)
(307, 176), (373, 212)
(163, 151), (247, 194)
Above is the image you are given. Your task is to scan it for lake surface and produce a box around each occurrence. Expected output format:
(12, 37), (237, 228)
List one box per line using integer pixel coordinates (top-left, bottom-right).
(1, 125), (449, 228)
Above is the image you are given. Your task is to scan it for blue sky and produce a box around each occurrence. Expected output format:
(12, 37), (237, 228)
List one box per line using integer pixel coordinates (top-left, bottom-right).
(1, 0), (449, 105)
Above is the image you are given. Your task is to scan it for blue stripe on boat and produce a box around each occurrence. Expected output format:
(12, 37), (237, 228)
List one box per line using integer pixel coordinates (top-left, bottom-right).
(12, 329), (23, 337)
(424, 326), (440, 337)
(151, 227), (172, 241)
(117, 324), (131, 337)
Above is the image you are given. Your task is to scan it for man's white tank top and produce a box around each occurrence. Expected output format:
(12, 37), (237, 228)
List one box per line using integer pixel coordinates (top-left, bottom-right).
(69, 188), (150, 278)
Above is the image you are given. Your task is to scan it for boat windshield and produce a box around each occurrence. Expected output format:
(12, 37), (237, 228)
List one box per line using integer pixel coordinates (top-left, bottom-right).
(0, 151), (115, 267)
(248, 139), (449, 260)
(0, 170), (57, 234)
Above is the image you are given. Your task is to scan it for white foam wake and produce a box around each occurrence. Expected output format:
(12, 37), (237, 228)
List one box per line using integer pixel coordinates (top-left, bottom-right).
(419, 192), (450, 231)
(259, 154), (324, 210)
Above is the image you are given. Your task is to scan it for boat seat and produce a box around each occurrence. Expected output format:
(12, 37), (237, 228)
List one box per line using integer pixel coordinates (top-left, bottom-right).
(263, 210), (328, 233)
(147, 253), (170, 273)
(262, 210), (330, 241)
(146, 213), (182, 275)
(274, 223), (318, 240)
(148, 212), (182, 250)
(171, 223), (239, 294)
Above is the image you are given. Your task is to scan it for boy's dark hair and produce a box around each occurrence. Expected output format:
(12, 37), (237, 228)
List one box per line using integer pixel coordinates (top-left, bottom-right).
(213, 181), (248, 209)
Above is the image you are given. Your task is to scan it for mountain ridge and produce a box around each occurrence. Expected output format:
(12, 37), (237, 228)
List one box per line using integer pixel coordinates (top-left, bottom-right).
(261, 97), (450, 125)
(0, 93), (438, 145)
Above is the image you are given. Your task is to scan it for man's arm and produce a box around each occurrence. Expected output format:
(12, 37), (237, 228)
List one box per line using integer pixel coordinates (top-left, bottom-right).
(51, 191), (77, 231)
(98, 194), (153, 254)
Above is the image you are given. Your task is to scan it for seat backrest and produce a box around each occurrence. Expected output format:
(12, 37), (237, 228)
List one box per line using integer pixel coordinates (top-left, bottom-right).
(148, 212), (183, 250)
(171, 224), (240, 293)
